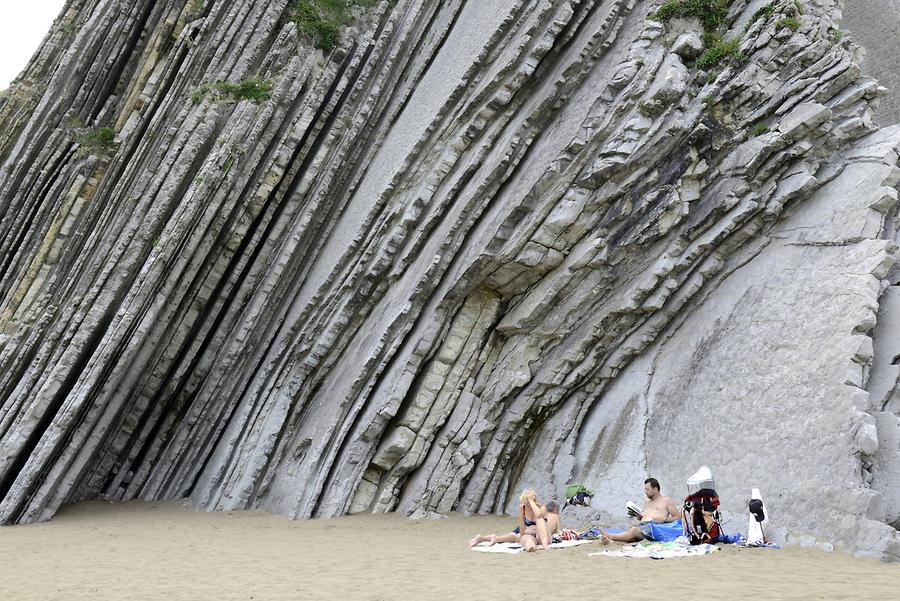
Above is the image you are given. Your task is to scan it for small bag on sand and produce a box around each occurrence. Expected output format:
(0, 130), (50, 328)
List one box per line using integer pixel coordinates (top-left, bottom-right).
(563, 484), (593, 509)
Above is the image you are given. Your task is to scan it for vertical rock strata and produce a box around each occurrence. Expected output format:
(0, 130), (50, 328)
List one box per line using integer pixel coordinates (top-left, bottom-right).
(0, 0), (899, 558)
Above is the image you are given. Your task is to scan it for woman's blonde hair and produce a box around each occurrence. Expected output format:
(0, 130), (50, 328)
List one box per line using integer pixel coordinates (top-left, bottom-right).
(519, 489), (537, 504)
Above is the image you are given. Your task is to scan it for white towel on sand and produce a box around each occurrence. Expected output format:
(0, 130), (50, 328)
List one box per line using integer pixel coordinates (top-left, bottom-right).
(471, 539), (594, 554)
(590, 542), (719, 559)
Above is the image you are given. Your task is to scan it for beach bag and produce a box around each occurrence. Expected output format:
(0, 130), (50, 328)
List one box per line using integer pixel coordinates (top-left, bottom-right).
(559, 529), (580, 541)
(563, 483), (593, 509)
(682, 488), (722, 545)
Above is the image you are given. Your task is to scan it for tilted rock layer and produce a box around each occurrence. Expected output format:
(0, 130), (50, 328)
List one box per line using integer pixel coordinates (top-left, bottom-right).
(1, 0), (899, 558)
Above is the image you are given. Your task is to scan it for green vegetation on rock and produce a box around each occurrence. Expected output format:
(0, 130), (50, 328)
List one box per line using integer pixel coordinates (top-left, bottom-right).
(777, 17), (801, 32)
(187, 0), (204, 18)
(191, 79), (274, 104)
(652, 1), (745, 74)
(287, 0), (379, 50)
(697, 37), (743, 70)
(287, 0), (384, 50)
(750, 121), (769, 136)
(288, 0), (342, 50)
(747, 3), (775, 29)
(651, 0), (732, 32)
(74, 126), (117, 158)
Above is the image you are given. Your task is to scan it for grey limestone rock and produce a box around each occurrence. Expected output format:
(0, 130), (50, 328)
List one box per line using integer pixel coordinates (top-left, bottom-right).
(671, 32), (704, 59)
(1, 0), (900, 560)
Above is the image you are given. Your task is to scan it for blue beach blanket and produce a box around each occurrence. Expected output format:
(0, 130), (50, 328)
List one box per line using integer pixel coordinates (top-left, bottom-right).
(650, 521), (742, 543)
(588, 521), (741, 544)
(582, 521), (684, 541)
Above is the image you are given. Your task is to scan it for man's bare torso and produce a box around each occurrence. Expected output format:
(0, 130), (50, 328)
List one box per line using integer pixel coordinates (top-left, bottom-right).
(643, 494), (676, 522)
(546, 512), (560, 534)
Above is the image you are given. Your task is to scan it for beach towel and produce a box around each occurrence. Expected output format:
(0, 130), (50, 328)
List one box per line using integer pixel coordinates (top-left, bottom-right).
(471, 539), (594, 554)
(604, 520), (684, 542)
(604, 520), (736, 544)
(732, 539), (781, 549)
(648, 519), (683, 542)
(590, 542), (719, 559)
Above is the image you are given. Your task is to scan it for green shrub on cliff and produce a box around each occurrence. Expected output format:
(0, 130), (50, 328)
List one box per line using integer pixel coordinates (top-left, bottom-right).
(777, 17), (801, 32)
(191, 79), (273, 104)
(74, 126), (117, 158)
(745, 3), (775, 33)
(651, 0), (732, 32)
(696, 37), (743, 70)
(750, 122), (769, 136)
(216, 79), (273, 103)
(289, 0), (341, 50)
(287, 0), (388, 50)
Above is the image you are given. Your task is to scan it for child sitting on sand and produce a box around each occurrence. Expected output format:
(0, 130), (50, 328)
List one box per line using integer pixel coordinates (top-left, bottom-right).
(469, 491), (561, 552)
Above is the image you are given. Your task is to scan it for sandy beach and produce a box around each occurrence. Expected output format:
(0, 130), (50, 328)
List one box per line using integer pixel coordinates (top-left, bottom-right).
(0, 500), (896, 600)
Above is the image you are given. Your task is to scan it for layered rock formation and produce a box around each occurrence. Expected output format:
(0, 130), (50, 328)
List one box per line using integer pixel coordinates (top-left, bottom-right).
(1, 0), (899, 558)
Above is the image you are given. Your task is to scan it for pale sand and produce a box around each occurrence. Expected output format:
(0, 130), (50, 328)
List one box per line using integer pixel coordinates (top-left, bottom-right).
(0, 500), (898, 600)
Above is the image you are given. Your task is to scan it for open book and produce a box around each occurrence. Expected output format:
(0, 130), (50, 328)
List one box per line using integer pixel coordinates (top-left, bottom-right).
(625, 500), (643, 520)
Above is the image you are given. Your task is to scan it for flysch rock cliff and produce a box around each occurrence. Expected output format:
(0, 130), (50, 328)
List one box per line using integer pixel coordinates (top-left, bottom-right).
(1, 0), (899, 559)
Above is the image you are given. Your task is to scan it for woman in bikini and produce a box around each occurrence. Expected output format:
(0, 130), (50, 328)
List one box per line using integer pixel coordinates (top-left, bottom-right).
(517, 489), (553, 551)
(468, 490), (558, 551)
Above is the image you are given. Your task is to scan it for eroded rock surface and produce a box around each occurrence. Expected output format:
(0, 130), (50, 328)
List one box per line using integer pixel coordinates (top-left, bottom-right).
(844, 0), (900, 124)
(1, 0), (899, 559)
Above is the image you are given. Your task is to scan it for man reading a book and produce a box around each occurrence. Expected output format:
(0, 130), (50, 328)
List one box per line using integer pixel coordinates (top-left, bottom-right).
(602, 477), (679, 542)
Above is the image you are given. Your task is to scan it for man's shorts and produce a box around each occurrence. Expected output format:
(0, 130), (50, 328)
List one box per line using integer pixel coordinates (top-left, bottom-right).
(637, 520), (655, 541)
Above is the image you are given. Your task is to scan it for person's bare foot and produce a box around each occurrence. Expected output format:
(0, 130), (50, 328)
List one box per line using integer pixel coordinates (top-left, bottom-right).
(598, 535), (610, 545)
(469, 535), (486, 547)
(488, 535), (497, 546)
